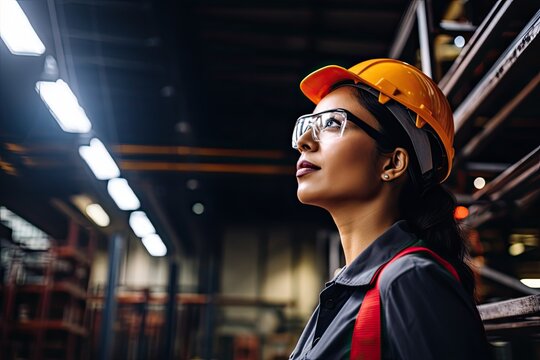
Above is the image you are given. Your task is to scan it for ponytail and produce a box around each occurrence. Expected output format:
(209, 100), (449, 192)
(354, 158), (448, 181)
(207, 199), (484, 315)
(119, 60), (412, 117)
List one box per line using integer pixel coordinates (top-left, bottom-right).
(352, 86), (477, 298)
(400, 182), (476, 297)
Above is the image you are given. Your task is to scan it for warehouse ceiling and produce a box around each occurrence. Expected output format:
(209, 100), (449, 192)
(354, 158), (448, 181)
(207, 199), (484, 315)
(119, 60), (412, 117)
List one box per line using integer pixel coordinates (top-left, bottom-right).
(1, 0), (539, 268)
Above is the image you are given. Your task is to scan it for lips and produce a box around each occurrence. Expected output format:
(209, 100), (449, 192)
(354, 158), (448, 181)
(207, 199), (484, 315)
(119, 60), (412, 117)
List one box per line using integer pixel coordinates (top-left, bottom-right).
(296, 160), (321, 177)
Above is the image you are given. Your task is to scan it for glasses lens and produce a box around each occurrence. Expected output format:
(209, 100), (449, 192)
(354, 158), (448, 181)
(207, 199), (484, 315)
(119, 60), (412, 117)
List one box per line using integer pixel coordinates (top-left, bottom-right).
(318, 111), (345, 132)
(292, 114), (315, 149)
(292, 110), (348, 149)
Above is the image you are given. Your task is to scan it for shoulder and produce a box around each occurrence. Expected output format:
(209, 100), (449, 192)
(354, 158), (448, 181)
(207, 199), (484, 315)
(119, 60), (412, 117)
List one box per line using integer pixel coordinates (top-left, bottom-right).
(376, 254), (492, 360)
(377, 252), (480, 324)
(378, 253), (461, 297)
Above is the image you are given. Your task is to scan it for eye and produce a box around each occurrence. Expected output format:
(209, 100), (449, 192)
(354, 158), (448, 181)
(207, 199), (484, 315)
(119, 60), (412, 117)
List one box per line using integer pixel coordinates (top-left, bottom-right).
(321, 115), (343, 130)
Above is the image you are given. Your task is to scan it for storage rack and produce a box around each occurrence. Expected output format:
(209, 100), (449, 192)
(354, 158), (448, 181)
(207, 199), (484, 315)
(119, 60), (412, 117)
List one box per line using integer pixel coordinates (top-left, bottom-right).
(0, 221), (95, 360)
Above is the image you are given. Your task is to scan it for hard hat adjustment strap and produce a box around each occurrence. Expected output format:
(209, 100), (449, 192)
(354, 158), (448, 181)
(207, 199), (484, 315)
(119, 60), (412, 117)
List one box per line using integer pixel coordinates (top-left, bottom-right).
(346, 83), (434, 176)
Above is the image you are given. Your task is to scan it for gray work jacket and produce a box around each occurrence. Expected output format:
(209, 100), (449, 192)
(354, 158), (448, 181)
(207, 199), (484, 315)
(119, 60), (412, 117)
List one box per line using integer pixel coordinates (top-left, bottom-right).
(289, 220), (492, 360)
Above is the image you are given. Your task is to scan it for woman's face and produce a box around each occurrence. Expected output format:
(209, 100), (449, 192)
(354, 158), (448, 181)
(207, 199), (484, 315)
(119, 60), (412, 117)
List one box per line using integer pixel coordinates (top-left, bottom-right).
(296, 86), (384, 208)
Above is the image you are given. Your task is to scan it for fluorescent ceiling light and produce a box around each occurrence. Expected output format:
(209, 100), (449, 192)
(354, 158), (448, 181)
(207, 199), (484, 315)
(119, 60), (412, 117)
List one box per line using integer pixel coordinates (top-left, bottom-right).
(0, 0), (45, 56)
(129, 211), (156, 238)
(520, 279), (540, 288)
(35, 79), (92, 133)
(85, 203), (110, 227)
(508, 243), (525, 256)
(107, 178), (140, 211)
(71, 194), (109, 226)
(141, 234), (167, 257)
(79, 138), (120, 180)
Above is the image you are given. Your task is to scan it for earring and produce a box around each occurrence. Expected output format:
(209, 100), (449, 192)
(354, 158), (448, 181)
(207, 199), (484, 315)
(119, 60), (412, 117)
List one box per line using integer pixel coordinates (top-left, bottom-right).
(383, 174), (390, 180)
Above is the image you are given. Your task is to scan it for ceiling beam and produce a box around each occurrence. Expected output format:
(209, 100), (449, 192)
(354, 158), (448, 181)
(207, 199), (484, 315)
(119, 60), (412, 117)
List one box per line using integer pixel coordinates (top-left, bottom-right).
(114, 145), (288, 160)
(199, 29), (386, 54)
(120, 161), (294, 175)
(65, 29), (159, 48)
(73, 55), (165, 73)
(61, 0), (151, 10)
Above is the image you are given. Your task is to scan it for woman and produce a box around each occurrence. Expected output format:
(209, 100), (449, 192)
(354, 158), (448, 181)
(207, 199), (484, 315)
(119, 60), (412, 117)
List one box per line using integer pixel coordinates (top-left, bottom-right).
(289, 59), (491, 359)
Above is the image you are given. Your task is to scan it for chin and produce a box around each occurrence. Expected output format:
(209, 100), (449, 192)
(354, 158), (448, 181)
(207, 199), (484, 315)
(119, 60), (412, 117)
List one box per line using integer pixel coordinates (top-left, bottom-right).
(297, 188), (313, 205)
(297, 188), (324, 207)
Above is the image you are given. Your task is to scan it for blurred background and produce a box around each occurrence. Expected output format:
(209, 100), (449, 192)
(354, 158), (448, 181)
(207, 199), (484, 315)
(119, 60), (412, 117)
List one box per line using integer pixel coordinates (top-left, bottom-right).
(0, 0), (539, 359)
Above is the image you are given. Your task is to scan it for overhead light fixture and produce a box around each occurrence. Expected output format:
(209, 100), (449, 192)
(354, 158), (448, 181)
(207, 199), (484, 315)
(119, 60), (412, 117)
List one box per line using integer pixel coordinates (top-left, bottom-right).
(186, 179), (199, 190)
(509, 233), (539, 247)
(175, 121), (191, 134)
(107, 178), (140, 211)
(520, 279), (540, 288)
(71, 194), (110, 227)
(473, 177), (486, 190)
(141, 234), (167, 257)
(79, 138), (120, 180)
(129, 211), (156, 238)
(85, 203), (110, 227)
(454, 35), (466, 48)
(35, 79), (92, 133)
(0, 0), (46, 56)
(71, 194), (93, 211)
(192, 202), (205, 215)
(508, 243), (525, 256)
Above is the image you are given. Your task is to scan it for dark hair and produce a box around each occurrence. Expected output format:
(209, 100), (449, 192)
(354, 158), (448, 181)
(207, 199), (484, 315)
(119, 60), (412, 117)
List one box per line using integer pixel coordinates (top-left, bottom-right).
(353, 87), (476, 298)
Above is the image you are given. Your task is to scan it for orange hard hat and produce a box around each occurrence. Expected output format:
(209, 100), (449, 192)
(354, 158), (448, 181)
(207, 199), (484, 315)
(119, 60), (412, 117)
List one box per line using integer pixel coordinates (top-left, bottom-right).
(300, 58), (455, 183)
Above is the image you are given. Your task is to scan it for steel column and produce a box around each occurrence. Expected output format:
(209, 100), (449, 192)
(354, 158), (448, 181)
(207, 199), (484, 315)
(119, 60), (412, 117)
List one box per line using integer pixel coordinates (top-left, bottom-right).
(98, 233), (125, 360)
(473, 146), (540, 202)
(163, 260), (179, 360)
(458, 72), (540, 163)
(439, 0), (515, 95)
(416, 0), (433, 78)
(388, 1), (418, 59)
(453, 9), (540, 133)
(202, 256), (217, 360)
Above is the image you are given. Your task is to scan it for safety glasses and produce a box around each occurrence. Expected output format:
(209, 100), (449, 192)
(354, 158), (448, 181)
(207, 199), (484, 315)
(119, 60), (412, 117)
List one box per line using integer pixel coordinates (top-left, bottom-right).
(291, 108), (391, 149)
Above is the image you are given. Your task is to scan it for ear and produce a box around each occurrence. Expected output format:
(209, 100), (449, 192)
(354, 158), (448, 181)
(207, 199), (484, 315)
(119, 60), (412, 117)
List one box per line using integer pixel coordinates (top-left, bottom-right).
(380, 147), (409, 182)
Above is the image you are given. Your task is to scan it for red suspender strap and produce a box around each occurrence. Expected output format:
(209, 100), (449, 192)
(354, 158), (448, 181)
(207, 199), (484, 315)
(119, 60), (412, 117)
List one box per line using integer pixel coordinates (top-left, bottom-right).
(350, 246), (461, 360)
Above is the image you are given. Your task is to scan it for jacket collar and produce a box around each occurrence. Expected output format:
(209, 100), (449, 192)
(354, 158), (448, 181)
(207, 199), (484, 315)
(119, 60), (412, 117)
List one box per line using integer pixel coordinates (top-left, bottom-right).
(333, 220), (418, 287)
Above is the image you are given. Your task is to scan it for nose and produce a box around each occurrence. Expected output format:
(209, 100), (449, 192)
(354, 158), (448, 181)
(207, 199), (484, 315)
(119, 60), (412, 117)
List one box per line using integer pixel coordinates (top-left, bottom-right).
(296, 128), (318, 152)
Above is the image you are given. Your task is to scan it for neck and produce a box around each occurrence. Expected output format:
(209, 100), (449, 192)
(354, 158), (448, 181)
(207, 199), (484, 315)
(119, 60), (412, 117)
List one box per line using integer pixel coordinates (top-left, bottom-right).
(328, 195), (400, 265)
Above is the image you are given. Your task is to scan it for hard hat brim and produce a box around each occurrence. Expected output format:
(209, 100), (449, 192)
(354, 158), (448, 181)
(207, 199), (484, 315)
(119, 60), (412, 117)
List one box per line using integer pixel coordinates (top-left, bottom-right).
(300, 65), (362, 104)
